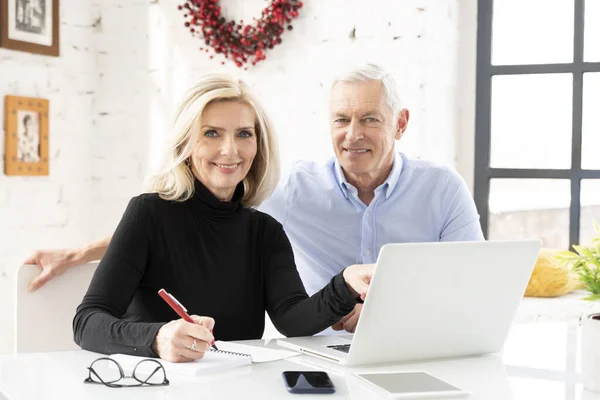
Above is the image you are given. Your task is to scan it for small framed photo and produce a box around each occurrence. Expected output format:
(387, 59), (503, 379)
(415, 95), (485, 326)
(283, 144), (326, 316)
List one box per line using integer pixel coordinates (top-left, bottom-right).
(0, 0), (60, 57)
(4, 95), (49, 176)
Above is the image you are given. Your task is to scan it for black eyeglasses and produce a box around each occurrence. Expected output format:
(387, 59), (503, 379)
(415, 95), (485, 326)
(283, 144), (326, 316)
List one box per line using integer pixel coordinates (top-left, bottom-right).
(84, 357), (169, 388)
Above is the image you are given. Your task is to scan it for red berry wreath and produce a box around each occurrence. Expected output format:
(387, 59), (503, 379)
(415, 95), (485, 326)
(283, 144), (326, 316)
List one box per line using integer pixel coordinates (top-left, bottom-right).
(178, 0), (304, 68)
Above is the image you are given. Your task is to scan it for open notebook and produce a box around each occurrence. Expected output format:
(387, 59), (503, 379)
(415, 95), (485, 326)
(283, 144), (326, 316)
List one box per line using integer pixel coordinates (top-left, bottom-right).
(110, 341), (298, 376)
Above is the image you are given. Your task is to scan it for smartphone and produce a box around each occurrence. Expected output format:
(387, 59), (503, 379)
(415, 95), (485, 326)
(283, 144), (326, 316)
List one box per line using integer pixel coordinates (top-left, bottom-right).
(353, 371), (469, 399)
(282, 371), (336, 394)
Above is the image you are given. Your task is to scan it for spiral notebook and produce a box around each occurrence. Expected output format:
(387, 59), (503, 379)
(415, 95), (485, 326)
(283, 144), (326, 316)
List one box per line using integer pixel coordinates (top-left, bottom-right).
(110, 341), (298, 376)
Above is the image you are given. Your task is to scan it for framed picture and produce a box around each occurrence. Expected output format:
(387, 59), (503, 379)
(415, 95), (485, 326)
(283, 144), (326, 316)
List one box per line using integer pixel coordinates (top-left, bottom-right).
(4, 95), (49, 176)
(0, 0), (59, 56)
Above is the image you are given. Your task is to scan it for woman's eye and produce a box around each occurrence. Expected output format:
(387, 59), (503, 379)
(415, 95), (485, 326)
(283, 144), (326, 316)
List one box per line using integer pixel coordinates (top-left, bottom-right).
(204, 130), (218, 138)
(238, 130), (252, 138)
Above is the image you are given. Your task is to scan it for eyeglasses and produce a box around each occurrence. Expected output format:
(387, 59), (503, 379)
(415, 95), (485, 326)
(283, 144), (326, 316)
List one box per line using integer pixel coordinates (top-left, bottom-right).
(84, 357), (169, 388)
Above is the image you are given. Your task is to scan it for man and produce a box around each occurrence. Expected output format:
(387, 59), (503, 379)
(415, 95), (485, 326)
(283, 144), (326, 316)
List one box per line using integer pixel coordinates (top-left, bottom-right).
(25, 63), (484, 333)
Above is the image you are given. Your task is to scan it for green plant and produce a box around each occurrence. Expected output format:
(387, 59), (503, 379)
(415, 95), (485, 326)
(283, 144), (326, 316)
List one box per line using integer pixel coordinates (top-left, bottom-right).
(556, 221), (600, 301)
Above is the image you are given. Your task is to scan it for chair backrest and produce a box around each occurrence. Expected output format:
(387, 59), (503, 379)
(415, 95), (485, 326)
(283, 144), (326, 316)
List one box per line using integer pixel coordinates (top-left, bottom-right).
(15, 263), (98, 353)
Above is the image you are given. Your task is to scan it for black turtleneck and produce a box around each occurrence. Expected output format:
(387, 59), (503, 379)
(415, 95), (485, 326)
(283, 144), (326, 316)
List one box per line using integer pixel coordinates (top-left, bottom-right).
(73, 179), (357, 357)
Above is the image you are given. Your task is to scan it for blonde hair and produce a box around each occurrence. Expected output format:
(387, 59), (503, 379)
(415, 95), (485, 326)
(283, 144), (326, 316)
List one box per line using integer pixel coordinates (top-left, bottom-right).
(148, 73), (280, 207)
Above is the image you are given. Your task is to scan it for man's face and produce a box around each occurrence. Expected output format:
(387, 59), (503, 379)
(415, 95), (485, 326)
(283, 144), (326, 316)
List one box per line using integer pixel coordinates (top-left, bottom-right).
(329, 80), (408, 179)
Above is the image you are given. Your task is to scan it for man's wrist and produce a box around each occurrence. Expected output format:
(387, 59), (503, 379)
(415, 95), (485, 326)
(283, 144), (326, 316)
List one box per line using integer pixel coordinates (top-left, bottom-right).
(78, 238), (110, 264)
(71, 247), (92, 265)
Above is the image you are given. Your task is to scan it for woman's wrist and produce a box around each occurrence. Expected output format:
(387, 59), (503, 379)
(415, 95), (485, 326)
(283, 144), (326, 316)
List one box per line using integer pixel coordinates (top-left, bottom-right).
(342, 266), (360, 298)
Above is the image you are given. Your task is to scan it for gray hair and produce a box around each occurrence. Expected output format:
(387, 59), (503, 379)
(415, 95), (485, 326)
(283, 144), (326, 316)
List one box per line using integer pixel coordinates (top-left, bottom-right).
(330, 63), (403, 117)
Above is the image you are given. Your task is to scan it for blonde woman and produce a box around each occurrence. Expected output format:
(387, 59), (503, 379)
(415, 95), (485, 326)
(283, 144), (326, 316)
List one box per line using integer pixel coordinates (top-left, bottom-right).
(73, 73), (374, 363)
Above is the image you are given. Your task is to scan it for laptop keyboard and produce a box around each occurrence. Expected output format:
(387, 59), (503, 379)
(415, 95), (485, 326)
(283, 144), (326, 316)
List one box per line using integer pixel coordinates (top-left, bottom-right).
(327, 344), (351, 353)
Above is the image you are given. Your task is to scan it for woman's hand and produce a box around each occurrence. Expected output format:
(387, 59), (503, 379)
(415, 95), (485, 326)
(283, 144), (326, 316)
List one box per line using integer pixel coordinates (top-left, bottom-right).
(152, 316), (215, 363)
(342, 263), (376, 300)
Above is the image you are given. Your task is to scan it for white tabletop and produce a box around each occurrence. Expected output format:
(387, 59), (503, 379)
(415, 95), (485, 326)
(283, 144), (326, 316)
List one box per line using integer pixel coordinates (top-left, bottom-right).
(1, 322), (599, 400)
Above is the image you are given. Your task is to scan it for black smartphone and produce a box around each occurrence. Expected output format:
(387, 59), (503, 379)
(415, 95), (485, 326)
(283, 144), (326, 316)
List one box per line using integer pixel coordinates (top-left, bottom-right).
(282, 371), (336, 394)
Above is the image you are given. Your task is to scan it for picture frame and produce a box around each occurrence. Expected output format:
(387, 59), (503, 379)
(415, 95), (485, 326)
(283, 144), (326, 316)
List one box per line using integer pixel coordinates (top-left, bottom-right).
(0, 0), (60, 57)
(4, 95), (49, 176)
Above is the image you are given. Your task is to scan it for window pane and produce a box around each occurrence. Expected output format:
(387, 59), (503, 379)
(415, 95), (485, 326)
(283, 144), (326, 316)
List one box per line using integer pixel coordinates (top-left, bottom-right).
(582, 73), (600, 169)
(585, 0), (600, 61)
(489, 179), (571, 249)
(492, 0), (574, 65)
(491, 74), (573, 169)
(580, 180), (600, 245)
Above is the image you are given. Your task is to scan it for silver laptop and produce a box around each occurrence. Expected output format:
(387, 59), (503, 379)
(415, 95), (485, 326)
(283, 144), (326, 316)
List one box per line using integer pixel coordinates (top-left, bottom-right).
(277, 240), (541, 366)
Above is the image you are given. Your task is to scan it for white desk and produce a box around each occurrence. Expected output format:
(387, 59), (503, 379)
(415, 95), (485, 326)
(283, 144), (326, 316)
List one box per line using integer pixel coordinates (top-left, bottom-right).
(1, 322), (599, 400)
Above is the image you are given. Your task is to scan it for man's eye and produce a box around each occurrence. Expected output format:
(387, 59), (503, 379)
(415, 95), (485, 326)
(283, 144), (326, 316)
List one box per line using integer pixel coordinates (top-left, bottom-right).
(335, 118), (349, 123)
(204, 130), (218, 137)
(365, 118), (378, 123)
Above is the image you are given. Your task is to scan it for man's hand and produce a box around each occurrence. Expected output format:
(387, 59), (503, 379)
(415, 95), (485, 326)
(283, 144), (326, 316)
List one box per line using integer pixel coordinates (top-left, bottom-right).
(24, 235), (111, 292)
(332, 304), (363, 333)
(24, 249), (82, 292)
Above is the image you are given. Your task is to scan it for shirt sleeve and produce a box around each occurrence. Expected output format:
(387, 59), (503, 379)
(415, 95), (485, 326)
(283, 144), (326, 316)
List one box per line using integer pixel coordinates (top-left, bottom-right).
(440, 170), (485, 242)
(73, 196), (164, 357)
(256, 170), (293, 226)
(264, 220), (357, 337)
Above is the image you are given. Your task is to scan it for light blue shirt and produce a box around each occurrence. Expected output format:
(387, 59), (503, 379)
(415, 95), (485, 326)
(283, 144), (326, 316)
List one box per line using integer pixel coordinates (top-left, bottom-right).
(259, 152), (484, 297)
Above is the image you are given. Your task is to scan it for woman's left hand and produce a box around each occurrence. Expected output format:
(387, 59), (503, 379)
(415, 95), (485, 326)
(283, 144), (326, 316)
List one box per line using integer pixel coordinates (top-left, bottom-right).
(342, 263), (375, 300)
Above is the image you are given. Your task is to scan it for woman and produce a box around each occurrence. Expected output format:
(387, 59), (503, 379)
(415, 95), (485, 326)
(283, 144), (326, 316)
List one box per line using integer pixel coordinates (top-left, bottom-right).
(73, 73), (373, 363)
(18, 114), (40, 163)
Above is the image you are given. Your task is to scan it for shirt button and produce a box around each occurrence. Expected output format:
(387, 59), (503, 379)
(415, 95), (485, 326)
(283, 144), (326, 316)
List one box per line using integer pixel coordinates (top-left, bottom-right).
(365, 211), (371, 217)
(365, 249), (371, 255)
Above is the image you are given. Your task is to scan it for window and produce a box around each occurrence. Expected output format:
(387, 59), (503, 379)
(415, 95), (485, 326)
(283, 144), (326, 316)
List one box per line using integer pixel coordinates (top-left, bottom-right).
(475, 0), (600, 249)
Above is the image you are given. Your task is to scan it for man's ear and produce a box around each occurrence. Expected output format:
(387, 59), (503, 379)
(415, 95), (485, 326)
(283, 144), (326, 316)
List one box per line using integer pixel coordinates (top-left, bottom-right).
(395, 109), (410, 140)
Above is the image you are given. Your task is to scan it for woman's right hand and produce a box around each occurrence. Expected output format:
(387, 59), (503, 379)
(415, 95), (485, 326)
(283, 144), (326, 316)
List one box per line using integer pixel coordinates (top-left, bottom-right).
(152, 316), (215, 363)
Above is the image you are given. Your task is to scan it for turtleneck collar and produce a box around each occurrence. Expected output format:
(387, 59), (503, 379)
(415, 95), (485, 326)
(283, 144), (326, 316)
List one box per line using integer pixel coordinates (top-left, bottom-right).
(192, 178), (244, 215)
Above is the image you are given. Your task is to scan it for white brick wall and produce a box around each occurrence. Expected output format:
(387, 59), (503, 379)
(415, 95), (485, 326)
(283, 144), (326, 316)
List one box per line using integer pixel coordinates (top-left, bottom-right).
(0, 0), (97, 353)
(0, 0), (472, 353)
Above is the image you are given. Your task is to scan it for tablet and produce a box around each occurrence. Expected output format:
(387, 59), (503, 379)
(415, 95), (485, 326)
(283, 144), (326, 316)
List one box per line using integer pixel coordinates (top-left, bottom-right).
(353, 371), (470, 399)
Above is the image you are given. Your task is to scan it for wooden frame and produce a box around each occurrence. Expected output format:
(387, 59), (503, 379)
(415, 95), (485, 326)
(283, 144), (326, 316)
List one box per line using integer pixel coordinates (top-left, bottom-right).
(4, 95), (49, 176)
(0, 0), (60, 57)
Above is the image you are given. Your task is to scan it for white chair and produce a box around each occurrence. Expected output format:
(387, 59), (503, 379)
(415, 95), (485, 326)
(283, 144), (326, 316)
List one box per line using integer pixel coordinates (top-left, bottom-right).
(15, 263), (98, 353)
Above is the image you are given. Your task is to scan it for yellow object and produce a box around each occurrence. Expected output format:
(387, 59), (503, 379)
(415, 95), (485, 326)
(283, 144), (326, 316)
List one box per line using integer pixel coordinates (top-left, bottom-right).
(524, 248), (583, 297)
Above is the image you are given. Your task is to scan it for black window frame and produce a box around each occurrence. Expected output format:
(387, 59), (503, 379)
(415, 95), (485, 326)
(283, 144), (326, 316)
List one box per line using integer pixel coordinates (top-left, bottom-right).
(474, 0), (600, 248)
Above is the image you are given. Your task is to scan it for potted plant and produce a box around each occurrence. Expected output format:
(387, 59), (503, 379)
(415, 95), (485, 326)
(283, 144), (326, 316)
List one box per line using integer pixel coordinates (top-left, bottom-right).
(556, 221), (600, 301)
(556, 221), (600, 393)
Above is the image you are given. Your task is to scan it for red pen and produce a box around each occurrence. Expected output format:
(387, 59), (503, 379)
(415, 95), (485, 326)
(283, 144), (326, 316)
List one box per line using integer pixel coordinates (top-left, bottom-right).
(158, 288), (218, 350)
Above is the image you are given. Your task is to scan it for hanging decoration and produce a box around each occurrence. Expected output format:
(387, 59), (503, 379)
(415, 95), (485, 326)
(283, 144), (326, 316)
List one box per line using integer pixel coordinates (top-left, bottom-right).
(178, 0), (303, 68)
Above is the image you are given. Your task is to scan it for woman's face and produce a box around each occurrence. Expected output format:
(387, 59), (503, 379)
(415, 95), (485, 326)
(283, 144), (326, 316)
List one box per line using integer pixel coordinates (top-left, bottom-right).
(190, 101), (258, 202)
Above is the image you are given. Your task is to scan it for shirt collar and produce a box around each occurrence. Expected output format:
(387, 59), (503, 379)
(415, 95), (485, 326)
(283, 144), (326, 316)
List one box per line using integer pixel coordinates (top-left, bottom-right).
(333, 152), (404, 200)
